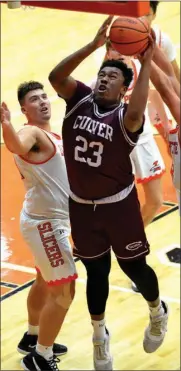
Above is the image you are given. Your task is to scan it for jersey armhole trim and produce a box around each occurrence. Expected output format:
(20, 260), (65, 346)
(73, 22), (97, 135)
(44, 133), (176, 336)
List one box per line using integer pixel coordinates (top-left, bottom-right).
(119, 109), (137, 146)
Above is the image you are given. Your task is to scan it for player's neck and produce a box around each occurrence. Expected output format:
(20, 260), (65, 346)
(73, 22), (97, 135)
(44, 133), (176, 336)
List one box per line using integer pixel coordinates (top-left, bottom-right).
(27, 120), (51, 132)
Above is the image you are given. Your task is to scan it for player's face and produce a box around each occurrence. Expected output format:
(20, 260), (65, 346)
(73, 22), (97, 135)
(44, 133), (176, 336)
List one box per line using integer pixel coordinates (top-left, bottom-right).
(94, 66), (127, 107)
(22, 89), (51, 123)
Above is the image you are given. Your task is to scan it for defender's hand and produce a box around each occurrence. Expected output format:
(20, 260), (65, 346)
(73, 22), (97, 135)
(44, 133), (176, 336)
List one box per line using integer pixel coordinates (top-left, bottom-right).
(92, 16), (113, 49)
(0, 102), (11, 125)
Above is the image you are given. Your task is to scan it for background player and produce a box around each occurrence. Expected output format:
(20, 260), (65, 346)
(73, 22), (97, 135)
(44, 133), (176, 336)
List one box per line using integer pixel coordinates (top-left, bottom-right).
(147, 43), (180, 211)
(49, 17), (168, 371)
(0, 81), (77, 371)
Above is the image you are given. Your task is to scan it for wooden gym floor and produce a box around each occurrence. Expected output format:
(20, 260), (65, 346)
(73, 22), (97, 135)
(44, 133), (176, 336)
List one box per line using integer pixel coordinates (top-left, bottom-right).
(1, 2), (180, 370)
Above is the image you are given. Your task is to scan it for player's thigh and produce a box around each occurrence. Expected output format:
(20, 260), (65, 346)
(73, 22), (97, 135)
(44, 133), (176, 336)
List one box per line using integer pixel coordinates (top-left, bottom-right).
(20, 211), (77, 284)
(69, 197), (110, 259)
(106, 187), (150, 260)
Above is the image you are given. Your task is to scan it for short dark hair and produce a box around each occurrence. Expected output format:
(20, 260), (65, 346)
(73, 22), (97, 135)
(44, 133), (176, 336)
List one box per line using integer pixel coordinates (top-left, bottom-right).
(150, 1), (159, 14)
(17, 81), (44, 105)
(99, 59), (133, 88)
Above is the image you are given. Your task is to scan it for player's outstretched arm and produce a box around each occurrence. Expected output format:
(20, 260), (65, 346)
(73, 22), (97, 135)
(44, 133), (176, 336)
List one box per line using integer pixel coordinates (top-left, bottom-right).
(149, 62), (180, 126)
(153, 44), (180, 98)
(123, 34), (155, 133)
(0, 102), (38, 155)
(49, 16), (113, 100)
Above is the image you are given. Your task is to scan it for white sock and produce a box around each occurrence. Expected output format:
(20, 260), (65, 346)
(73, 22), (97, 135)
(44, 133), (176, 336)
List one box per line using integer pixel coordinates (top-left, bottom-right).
(28, 325), (39, 335)
(36, 342), (53, 360)
(92, 319), (106, 340)
(149, 300), (165, 318)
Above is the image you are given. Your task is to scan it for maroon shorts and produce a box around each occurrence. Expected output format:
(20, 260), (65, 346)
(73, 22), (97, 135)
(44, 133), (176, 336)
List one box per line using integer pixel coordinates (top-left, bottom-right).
(69, 186), (150, 260)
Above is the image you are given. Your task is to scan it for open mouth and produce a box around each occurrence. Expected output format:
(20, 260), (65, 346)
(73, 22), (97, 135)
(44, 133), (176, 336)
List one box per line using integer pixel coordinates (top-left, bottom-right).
(41, 107), (48, 113)
(98, 84), (107, 92)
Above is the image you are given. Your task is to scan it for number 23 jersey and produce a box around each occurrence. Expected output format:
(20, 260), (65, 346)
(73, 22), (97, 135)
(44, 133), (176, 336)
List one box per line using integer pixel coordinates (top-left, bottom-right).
(62, 81), (144, 200)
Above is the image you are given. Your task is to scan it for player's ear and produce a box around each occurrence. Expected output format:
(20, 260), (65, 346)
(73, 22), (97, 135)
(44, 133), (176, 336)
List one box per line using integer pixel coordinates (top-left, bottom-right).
(21, 106), (27, 115)
(120, 86), (127, 97)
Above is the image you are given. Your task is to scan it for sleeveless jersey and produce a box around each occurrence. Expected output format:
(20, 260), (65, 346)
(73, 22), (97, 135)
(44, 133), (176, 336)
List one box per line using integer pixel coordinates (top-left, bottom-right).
(62, 81), (144, 200)
(14, 129), (70, 220)
(169, 126), (180, 191)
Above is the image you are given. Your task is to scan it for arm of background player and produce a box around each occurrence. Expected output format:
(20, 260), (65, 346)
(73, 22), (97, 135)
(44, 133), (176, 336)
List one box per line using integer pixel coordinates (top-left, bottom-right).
(123, 36), (155, 133)
(153, 44), (180, 98)
(0, 102), (37, 155)
(150, 63), (180, 126)
(149, 89), (172, 132)
(48, 16), (113, 99)
(161, 31), (180, 82)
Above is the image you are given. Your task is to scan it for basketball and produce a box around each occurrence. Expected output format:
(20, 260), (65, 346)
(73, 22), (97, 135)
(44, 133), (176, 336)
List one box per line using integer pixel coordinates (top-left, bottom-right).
(109, 16), (150, 56)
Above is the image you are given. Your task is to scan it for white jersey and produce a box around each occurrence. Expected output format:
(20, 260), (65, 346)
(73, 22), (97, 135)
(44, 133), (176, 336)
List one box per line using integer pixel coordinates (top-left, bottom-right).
(169, 126), (180, 191)
(14, 130), (70, 221)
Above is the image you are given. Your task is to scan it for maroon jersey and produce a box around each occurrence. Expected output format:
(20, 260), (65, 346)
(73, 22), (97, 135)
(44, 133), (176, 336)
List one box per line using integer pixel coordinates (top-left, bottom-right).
(62, 81), (144, 200)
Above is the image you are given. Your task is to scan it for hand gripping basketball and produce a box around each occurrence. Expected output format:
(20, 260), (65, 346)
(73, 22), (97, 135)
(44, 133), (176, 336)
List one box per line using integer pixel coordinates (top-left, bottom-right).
(138, 29), (156, 63)
(92, 16), (114, 49)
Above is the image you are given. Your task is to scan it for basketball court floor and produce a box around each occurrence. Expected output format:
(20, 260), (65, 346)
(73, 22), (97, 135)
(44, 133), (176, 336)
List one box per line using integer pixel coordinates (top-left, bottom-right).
(1, 2), (180, 370)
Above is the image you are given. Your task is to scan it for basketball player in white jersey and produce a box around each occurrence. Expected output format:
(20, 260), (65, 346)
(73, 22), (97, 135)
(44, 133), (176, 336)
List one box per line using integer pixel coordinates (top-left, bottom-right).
(145, 1), (180, 136)
(0, 81), (77, 371)
(147, 43), (180, 212)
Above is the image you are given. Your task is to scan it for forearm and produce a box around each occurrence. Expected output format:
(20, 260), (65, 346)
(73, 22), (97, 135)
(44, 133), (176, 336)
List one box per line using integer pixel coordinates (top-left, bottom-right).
(150, 61), (173, 101)
(149, 89), (171, 132)
(2, 124), (35, 155)
(126, 61), (150, 125)
(49, 42), (97, 84)
(153, 45), (174, 78)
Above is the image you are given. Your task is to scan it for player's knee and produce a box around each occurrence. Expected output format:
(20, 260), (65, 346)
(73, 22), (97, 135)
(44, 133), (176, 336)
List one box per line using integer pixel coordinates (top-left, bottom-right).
(51, 281), (75, 310)
(149, 193), (163, 211)
(144, 186), (163, 210)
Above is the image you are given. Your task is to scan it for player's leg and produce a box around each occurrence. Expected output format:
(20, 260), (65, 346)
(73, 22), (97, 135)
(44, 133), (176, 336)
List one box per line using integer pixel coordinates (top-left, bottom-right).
(21, 281), (75, 371)
(81, 253), (112, 371)
(131, 138), (165, 227)
(141, 177), (163, 227)
(19, 212), (77, 370)
(69, 197), (112, 370)
(18, 270), (68, 356)
(117, 257), (168, 353)
(109, 188), (168, 353)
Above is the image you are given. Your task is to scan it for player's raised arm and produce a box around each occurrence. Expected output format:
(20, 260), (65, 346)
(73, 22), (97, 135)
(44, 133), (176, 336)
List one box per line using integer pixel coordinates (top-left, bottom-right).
(1, 102), (38, 155)
(123, 34), (155, 133)
(48, 16), (113, 99)
(152, 44), (180, 98)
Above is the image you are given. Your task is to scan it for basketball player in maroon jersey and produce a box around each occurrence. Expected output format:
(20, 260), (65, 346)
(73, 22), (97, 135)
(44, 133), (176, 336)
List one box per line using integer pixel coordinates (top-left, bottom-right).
(49, 17), (168, 370)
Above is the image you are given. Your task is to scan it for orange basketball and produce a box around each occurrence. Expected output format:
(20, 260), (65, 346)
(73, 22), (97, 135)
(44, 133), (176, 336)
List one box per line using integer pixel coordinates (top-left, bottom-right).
(109, 17), (150, 56)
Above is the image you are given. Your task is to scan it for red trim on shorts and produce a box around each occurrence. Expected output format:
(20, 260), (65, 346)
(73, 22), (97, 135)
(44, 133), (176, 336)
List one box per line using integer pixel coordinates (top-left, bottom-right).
(47, 273), (78, 286)
(169, 127), (179, 135)
(35, 266), (77, 285)
(136, 169), (165, 184)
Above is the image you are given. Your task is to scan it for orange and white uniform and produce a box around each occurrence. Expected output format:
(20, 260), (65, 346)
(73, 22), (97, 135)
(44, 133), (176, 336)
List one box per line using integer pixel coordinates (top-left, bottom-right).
(169, 126), (180, 213)
(14, 128), (77, 285)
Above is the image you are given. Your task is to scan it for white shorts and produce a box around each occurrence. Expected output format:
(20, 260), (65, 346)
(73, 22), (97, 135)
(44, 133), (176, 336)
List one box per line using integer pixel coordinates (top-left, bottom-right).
(20, 210), (78, 285)
(130, 136), (165, 183)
